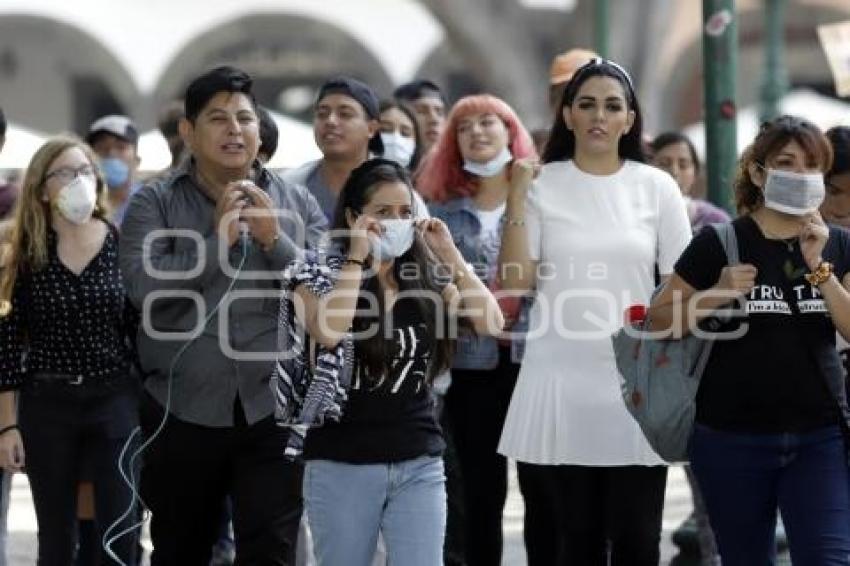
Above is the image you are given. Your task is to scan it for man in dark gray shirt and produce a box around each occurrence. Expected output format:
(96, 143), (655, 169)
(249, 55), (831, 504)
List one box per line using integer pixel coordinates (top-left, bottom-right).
(120, 66), (325, 565)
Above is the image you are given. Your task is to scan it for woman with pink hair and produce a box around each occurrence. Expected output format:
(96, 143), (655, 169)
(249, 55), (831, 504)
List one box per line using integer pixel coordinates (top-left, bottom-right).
(419, 94), (538, 566)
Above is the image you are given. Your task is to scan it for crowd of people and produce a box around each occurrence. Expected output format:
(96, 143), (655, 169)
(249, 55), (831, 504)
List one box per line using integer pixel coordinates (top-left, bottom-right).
(0, 43), (848, 566)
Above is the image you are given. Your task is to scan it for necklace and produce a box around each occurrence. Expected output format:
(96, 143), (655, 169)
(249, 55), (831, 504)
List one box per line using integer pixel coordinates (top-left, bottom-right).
(773, 236), (797, 253)
(754, 218), (799, 252)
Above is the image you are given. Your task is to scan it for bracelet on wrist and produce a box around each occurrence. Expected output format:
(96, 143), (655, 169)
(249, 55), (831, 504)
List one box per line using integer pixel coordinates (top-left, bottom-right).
(0, 424), (18, 437)
(504, 217), (525, 227)
(344, 255), (367, 268)
(804, 260), (834, 286)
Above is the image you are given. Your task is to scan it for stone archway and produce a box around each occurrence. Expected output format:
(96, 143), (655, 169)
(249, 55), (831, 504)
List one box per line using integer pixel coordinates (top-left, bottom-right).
(153, 13), (395, 123)
(0, 15), (139, 136)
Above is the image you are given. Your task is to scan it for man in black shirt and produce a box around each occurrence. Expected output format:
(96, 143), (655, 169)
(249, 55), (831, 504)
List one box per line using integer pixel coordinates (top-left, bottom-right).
(120, 66), (325, 565)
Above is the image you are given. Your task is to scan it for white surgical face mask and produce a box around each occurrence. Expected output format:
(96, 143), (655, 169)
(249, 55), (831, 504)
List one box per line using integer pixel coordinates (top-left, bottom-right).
(463, 147), (512, 178)
(762, 168), (825, 216)
(370, 218), (414, 262)
(380, 133), (415, 168)
(55, 176), (98, 224)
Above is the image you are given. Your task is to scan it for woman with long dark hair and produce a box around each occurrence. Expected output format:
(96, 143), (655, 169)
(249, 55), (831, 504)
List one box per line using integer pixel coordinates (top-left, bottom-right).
(497, 59), (692, 565)
(287, 158), (503, 566)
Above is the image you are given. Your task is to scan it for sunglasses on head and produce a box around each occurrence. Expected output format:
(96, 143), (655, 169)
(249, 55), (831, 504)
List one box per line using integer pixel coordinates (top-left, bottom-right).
(758, 115), (817, 136)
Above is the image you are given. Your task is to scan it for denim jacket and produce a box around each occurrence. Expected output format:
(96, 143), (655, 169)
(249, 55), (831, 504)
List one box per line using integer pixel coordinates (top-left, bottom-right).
(429, 197), (530, 370)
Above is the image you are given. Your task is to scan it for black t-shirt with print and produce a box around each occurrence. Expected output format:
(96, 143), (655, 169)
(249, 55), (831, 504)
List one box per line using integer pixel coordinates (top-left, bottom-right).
(675, 216), (850, 433)
(303, 296), (445, 463)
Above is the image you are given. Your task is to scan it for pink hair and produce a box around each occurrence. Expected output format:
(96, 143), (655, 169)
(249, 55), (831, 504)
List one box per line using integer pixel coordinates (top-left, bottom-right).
(415, 94), (537, 203)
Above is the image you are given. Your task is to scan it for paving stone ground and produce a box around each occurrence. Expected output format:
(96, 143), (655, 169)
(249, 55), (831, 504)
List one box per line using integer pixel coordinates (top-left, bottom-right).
(7, 464), (791, 565)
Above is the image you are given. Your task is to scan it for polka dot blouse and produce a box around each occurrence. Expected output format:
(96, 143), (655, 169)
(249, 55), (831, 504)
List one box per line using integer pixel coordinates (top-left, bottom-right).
(0, 226), (133, 390)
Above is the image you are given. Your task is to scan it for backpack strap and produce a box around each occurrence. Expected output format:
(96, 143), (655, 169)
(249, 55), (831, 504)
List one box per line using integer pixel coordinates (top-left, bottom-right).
(705, 222), (741, 329)
(710, 222), (740, 267)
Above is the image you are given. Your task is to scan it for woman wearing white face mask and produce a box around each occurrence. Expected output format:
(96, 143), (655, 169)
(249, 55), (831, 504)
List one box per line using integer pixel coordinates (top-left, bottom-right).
(417, 94), (538, 566)
(379, 100), (421, 171)
(288, 159), (503, 566)
(649, 115), (850, 563)
(377, 100), (432, 231)
(0, 136), (139, 564)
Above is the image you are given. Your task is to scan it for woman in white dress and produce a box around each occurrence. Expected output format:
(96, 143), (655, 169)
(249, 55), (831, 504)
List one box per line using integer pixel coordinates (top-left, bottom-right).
(497, 58), (692, 565)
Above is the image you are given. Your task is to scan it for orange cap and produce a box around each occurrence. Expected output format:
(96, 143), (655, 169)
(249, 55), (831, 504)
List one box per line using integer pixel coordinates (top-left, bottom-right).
(549, 48), (598, 85)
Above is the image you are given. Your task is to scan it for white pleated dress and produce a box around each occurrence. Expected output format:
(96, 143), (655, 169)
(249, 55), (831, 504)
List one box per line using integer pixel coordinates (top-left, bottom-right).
(498, 160), (692, 466)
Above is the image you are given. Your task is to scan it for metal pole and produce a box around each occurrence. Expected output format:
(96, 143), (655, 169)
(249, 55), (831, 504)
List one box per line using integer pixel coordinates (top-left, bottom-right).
(703, 1), (738, 212)
(595, 0), (609, 58)
(759, 0), (788, 123)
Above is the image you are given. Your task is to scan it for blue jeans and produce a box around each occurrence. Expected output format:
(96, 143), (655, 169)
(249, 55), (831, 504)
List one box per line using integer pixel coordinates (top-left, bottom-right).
(304, 456), (446, 566)
(689, 423), (850, 566)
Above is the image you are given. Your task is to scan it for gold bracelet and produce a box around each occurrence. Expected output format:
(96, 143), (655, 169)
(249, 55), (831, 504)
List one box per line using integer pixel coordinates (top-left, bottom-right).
(504, 217), (525, 227)
(804, 261), (834, 286)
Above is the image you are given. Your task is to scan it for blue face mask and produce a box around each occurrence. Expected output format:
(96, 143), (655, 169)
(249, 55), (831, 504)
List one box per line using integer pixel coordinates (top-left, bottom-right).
(100, 157), (130, 189)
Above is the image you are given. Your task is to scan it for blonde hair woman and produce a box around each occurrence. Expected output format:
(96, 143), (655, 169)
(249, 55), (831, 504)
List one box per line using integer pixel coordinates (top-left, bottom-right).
(0, 136), (139, 565)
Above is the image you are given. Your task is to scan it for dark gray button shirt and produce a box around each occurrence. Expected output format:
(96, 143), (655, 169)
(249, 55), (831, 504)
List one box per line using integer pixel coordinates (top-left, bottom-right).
(282, 159), (337, 223)
(119, 159), (327, 427)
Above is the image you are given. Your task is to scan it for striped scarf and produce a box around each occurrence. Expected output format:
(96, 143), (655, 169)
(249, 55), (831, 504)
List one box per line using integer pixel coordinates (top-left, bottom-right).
(271, 252), (354, 459)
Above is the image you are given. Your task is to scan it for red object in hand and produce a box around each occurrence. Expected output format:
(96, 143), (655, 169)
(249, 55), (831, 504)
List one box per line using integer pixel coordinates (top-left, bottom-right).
(625, 304), (647, 324)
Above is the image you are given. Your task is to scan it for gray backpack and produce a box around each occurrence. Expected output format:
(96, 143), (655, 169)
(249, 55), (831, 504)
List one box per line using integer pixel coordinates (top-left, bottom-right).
(612, 222), (739, 462)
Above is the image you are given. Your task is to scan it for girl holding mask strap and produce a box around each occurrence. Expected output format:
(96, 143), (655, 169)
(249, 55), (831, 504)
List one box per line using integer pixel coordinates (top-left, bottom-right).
(649, 115), (850, 564)
(294, 159), (503, 566)
(497, 58), (692, 565)
(418, 93), (538, 566)
(0, 136), (139, 565)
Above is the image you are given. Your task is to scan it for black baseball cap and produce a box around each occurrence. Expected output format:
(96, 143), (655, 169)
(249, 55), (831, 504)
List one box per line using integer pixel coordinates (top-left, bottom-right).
(315, 77), (383, 154)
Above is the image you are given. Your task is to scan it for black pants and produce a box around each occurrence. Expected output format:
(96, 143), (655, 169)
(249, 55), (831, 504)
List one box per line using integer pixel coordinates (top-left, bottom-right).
(445, 347), (520, 566)
(19, 378), (140, 566)
(516, 462), (563, 566)
(139, 394), (303, 566)
(435, 393), (466, 566)
(518, 463), (668, 566)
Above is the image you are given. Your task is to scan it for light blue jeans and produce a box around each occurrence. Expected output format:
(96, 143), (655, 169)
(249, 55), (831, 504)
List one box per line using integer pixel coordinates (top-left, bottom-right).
(304, 455), (446, 566)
